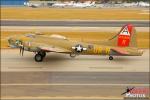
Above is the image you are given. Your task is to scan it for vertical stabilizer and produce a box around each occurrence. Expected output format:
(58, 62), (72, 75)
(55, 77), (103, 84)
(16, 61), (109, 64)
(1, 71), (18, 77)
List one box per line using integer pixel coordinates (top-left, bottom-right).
(109, 24), (137, 47)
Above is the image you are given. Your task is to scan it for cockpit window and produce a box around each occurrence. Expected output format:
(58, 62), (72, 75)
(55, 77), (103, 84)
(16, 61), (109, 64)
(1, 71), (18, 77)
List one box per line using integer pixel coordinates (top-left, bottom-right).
(25, 34), (35, 38)
(50, 34), (68, 40)
(15, 40), (22, 45)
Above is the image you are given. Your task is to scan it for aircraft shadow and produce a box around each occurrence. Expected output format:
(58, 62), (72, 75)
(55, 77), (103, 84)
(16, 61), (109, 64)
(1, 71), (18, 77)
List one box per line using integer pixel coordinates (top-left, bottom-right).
(16, 54), (142, 63)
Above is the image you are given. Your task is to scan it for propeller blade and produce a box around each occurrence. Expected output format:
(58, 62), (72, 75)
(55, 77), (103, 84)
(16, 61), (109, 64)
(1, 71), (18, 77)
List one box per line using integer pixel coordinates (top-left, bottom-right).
(20, 47), (22, 55)
(22, 46), (24, 56)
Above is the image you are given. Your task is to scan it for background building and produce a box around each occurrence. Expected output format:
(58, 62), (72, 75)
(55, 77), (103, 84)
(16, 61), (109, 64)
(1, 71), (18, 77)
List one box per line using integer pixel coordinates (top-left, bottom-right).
(1, 0), (28, 5)
(1, 0), (149, 5)
(29, 0), (150, 2)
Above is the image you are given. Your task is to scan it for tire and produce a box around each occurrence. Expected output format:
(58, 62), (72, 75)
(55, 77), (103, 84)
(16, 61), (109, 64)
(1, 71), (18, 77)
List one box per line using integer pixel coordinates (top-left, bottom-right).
(70, 53), (76, 58)
(109, 56), (113, 60)
(35, 54), (43, 62)
(38, 51), (46, 58)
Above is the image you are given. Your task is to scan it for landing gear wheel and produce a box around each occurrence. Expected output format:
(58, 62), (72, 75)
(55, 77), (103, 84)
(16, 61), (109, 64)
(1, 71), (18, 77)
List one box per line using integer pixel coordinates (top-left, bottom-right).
(35, 54), (43, 62)
(109, 56), (113, 60)
(70, 53), (76, 58)
(38, 51), (46, 58)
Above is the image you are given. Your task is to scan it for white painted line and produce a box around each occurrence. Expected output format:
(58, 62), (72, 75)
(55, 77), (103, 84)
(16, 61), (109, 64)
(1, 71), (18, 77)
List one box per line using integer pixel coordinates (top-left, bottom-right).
(139, 13), (149, 15)
(1, 96), (122, 100)
(1, 26), (149, 32)
(1, 83), (149, 86)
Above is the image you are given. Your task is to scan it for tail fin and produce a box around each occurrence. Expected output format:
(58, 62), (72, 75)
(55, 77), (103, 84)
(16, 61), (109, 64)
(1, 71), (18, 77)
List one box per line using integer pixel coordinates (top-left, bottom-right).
(109, 24), (137, 47)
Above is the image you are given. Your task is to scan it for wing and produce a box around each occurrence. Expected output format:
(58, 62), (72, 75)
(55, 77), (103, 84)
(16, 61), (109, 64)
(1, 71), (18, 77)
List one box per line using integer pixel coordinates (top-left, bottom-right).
(111, 47), (129, 55)
(38, 45), (71, 53)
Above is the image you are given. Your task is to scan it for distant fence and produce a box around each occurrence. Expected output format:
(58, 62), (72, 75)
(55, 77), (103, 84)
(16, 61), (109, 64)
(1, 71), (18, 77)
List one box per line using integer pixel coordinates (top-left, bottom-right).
(1, 0), (28, 5)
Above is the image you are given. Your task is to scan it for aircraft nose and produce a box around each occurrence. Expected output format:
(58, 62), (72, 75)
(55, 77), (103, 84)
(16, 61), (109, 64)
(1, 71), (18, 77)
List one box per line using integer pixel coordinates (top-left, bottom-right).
(8, 37), (22, 48)
(8, 38), (17, 48)
(8, 38), (13, 44)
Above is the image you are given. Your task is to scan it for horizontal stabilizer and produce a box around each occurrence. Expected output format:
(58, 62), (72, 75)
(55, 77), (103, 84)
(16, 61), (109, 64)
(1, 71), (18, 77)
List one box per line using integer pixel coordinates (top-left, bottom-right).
(111, 48), (129, 55)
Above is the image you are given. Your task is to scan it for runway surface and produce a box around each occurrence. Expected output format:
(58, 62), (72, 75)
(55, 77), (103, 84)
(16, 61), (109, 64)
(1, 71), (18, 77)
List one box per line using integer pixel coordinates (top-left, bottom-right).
(1, 49), (149, 100)
(1, 49), (149, 72)
(1, 20), (149, 27)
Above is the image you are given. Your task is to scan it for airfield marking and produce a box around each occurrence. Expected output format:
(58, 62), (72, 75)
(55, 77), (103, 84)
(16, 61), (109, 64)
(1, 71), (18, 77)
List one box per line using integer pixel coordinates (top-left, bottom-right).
(1, 96), (122, 100)
(139, 10), (149, 15)
(139, 13), (149, 15)
(1, 83), (149, 86)
(1, 26), (149, 32)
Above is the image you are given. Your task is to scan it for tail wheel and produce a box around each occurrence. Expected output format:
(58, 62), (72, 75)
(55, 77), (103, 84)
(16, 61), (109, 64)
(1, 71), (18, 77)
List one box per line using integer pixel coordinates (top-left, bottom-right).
(109, 56), (113, 60)
(38, 51), (46, 58)
(35, 54), (43, 62)
(70, 52), (76, 58)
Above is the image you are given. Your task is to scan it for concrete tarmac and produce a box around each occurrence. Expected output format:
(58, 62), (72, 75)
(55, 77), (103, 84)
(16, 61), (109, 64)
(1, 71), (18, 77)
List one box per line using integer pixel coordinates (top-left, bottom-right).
(1, 49), (149, 100)
(1, 49), (149, 72)
(1, 20), (149, 27)
(1, 71), (149, 99)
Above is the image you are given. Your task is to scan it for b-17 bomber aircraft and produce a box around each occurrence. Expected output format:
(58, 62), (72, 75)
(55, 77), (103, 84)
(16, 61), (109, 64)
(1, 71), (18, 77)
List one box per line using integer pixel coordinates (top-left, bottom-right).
(8, 24), (143, 62)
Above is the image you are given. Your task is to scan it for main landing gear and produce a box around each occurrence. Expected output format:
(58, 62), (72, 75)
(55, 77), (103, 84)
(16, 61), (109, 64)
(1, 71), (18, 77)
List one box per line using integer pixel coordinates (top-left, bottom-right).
(109, 56), (113, 60)
(70, 52), (76, 58)
(34, 51), (46, 62)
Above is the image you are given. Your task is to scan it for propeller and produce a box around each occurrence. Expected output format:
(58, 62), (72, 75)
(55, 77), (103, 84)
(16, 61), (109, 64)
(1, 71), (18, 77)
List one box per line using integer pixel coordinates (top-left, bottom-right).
(19, 46), (24, 56)
(18, 41), (24, 56)
(20, 46), (22, 55)
(22, 46), (24, 56)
